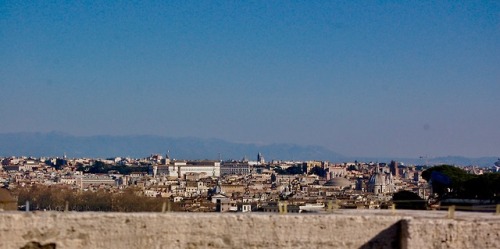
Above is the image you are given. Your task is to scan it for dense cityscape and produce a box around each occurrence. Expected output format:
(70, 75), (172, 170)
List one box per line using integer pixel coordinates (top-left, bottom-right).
(1, 152), (498, 213)
(1, 1), (498, 247)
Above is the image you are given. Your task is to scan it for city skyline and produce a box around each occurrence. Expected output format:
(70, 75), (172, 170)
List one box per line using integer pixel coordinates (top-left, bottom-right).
(1, 1), (499, 158)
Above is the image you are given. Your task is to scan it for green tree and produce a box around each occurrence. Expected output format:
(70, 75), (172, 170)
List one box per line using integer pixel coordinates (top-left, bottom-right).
(309, 166), (326, 177)
(273, 165), (304, 175)
(392, 190), (426, 210)
(422, 165), (500, 201)
(462, 173), (500, 200)
(421, 165), (472, 198)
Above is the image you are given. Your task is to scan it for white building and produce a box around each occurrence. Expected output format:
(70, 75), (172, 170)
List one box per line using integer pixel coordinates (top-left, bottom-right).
(220, 162), (252, 175)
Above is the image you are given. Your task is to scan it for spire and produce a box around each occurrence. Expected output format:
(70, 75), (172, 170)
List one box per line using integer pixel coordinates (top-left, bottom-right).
(257, 152), (265, 165)
(165, 150), (171, 165)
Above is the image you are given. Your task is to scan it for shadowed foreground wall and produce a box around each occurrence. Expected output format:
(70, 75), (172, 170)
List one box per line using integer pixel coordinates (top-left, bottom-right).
(0, 210), (499, 249)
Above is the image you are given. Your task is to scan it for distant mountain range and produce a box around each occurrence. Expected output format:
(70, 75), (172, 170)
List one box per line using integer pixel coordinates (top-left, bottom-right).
(0, 132), (497, 167)
(0, 132), (344, 161)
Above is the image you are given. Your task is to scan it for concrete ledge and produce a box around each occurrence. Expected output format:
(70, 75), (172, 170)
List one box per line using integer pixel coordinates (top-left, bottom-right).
(1, 211), (499, 249)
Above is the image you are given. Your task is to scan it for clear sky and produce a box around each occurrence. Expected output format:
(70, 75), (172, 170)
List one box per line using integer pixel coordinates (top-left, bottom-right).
(0, 1), (499, 158)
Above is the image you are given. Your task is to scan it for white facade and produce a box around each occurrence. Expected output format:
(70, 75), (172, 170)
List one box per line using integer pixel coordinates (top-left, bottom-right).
(161, 161), (221, 178)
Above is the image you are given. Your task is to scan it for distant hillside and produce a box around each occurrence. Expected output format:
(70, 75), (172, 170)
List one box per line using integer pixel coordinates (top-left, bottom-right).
(423, 156), (498, 167)
(0, 132), (497, 166)
(349, 156), (499, 167)
(0, 132), (345, 161)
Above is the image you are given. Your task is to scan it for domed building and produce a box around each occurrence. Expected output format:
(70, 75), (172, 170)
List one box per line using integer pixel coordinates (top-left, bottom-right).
(323, 177), (353, 190)
(367, 166), (395, 194)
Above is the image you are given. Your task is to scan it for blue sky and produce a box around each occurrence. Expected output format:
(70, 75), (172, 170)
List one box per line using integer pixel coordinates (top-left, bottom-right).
(0, 1), (499, 158)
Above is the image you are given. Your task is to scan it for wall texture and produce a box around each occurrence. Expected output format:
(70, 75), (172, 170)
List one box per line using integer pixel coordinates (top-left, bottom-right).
(0, 210), (499, 249)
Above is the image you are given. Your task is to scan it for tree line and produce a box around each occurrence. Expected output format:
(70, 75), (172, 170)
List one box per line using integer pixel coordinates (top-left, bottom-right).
(12, 185), (181, 212)
(76, 161), (149, 175)
(393, 165), (499, 210)
(421, 165), (500, 200)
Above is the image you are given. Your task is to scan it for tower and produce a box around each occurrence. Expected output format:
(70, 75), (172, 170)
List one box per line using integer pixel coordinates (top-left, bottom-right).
(153, 165), (158, 178)
(389, 160), (399, 178)
(257, 152), (265, 165)
(165, 151), (171, 165)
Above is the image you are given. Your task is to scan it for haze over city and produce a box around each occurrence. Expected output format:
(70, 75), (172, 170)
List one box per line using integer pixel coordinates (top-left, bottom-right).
(1, 1), (499, 158)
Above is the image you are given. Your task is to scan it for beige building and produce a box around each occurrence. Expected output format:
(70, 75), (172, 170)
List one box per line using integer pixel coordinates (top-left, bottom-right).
(220, 184), (245, 195)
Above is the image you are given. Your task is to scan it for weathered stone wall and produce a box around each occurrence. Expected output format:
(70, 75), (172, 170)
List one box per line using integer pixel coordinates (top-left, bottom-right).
(402, 216), (500, 249)
(0, 210), (499, 249)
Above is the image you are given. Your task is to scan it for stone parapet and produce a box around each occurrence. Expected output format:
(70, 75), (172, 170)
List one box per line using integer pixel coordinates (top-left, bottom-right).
(0, 210), (499, 249)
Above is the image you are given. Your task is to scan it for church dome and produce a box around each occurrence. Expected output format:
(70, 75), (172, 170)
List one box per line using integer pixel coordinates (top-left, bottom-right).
(324, 177), (352, 187)
(367, 166), (395, 194)
(369, 173), (386, 186)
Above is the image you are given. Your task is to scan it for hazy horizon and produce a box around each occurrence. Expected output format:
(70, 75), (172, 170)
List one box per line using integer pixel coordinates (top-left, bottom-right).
(1, 132), (499, 165)
(1, 1), (499, 158)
